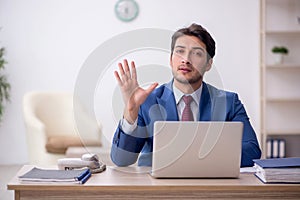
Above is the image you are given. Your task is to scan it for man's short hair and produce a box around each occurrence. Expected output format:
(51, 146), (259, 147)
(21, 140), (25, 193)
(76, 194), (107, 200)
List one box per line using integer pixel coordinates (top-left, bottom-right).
(171, 23), (216, 59)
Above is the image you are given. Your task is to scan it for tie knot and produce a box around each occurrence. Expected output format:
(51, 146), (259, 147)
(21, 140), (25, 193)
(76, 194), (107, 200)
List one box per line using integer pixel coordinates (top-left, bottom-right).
(183, 95), (193, 106)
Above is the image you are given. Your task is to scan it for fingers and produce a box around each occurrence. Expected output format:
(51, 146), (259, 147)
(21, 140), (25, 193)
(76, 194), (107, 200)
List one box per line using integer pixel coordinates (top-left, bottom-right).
(118, 61), (125, 75)
(123, 59), (130, 74)
(145, 82), (159, 94)
(114, 71), (122, 86)
(131, 61), (137, 80)
(116, 59), (137, 83)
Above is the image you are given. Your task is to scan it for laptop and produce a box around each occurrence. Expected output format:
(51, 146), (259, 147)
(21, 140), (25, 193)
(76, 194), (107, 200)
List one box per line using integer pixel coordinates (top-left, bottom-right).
(151, 121), (243, 178)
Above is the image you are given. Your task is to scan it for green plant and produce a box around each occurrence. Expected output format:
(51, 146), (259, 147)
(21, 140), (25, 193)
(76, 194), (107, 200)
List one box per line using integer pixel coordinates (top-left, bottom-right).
(0, 47), (10, 121)
(272, 46), (289, 54)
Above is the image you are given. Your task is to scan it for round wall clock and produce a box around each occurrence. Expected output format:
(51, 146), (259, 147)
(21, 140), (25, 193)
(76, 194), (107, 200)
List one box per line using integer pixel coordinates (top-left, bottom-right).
(115, 0), (139, 22)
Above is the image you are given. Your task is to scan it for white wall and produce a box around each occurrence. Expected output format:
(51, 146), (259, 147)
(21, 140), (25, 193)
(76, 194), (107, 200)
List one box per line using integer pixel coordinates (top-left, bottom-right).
(0, 0), (260, 165)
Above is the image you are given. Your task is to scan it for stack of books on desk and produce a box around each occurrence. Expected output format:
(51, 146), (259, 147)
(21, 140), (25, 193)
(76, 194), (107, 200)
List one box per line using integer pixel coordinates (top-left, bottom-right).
(253, 157), (300, 183)
(18, 167), (91, 184)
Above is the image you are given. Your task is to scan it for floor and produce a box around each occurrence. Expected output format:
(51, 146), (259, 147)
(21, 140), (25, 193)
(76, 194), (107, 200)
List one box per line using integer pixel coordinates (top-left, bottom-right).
(0, 165), (22, 200)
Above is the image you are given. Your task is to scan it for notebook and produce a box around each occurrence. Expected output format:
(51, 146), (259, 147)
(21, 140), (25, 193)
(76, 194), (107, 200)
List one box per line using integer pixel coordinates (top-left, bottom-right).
(18, 167), (91, 184)
(151, 121), (243, 178)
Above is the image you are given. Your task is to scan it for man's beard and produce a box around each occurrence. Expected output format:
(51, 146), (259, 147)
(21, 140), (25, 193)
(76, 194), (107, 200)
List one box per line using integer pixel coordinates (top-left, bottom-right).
(172, 70), (203, 85)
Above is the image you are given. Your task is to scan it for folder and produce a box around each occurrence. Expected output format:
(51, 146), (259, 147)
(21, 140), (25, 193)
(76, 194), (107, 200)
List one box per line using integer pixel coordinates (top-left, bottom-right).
(279, 139), (285, 158)
(266, 139), (272, 159)
(272, 140), (278, 158)
(253, 157), (300, 183)
(18, 167), (91, 184)
(254, 157), (300, 168)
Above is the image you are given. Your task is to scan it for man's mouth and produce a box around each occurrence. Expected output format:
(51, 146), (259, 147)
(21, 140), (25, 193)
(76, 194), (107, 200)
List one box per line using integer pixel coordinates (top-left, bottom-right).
(178, 66), (192, 73)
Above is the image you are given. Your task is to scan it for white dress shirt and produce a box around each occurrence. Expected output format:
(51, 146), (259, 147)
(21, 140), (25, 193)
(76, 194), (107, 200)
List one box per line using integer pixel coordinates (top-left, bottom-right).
(173, 84), (202, 121)
(120, 83), (203, 133)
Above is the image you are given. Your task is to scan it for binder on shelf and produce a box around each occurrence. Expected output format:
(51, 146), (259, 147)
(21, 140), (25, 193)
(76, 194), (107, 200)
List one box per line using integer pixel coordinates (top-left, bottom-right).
(18, 167), (91, 184)
(266, 139), (272, 159)
(279, 139), (286, 158)
(273, 140), (278, 158)
(253, 157), (300, 183)
(266, 138), (286, 159)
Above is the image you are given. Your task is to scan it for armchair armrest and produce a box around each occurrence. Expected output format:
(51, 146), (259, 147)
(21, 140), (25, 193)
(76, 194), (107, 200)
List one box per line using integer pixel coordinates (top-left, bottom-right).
(23, 96), (48, 164)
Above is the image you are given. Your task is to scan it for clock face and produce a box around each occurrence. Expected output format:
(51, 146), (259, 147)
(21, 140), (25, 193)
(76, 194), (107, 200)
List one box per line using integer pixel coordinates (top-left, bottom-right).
(115, 0), (139, 22)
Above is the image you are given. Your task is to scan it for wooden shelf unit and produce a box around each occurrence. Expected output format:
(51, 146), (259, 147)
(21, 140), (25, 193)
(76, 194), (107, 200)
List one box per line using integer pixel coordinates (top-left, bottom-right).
(260, 0), (300, 158)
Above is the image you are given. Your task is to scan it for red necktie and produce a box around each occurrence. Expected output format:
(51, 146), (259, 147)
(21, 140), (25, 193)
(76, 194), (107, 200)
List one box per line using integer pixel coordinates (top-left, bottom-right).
(182, 95), (194, 121)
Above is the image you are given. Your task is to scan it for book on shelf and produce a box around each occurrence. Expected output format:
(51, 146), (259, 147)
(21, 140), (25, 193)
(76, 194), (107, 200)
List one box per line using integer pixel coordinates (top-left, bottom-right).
(18, 167), (91, 184)
(253, 157), (300, 183)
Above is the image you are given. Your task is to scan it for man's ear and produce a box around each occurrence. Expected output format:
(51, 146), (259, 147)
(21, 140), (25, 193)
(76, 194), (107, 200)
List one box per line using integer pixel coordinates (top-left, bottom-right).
(169, 54), (173, 68)
(205, 58), (213, 72)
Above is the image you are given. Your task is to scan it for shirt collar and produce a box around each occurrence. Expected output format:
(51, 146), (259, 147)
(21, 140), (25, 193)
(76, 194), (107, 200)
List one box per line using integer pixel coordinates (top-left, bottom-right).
(173, 82), (202, 106)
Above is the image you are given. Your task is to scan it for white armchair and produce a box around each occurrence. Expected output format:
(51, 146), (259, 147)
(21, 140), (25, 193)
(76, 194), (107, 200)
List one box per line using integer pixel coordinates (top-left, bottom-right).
(23, 91), (102, 165)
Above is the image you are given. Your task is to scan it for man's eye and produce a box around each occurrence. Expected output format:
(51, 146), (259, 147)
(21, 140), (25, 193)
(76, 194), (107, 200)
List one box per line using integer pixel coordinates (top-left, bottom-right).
(192, 51), (203, 57)
(175, 49), (184, 54)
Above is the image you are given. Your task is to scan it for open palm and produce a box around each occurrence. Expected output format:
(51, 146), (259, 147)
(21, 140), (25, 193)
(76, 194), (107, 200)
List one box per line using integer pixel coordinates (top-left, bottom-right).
(114, 59), (158, 123)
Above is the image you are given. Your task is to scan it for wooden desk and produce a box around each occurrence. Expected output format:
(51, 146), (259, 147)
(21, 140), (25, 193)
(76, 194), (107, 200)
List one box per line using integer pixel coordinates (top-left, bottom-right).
(7, 165), (300, 200)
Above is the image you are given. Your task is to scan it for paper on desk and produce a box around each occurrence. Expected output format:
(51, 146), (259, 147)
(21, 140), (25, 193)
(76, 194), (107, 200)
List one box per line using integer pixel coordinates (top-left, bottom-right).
(240, 167), (256, 173)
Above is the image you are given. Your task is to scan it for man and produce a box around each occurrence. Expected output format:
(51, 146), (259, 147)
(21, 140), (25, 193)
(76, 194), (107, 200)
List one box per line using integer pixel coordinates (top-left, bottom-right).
(111, 23), (261, 167)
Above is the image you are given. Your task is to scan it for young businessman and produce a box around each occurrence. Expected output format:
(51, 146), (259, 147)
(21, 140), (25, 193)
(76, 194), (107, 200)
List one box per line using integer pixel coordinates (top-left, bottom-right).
(111, 23), (261, 167)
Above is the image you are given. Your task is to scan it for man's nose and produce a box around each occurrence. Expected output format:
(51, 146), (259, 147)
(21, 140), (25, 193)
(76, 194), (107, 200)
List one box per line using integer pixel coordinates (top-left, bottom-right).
(181, 57), (191, 64)
(181, 52), (191, 64)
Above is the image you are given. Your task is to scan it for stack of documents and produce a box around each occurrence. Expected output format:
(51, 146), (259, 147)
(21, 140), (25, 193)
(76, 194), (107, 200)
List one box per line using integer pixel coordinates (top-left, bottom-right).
(19, 167), (91, 184)
(253, 157), (300, 183)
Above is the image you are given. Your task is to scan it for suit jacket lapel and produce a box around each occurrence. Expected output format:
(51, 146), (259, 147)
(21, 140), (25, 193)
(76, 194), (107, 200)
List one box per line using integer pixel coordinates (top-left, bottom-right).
(156, 81), (179, 121)
(156, 81), (213, 121)
(199, 82), (212, 121)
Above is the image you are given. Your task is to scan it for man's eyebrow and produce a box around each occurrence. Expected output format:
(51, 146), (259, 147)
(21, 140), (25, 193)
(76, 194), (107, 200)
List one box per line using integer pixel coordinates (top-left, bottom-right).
(175, 45), (186, 48)
(192, 47), (205, 51)
(175, 45), (205, 51)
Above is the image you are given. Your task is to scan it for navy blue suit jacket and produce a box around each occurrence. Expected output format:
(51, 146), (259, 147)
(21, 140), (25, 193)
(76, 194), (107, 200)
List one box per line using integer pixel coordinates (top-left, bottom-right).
(111, 81), (261, 167)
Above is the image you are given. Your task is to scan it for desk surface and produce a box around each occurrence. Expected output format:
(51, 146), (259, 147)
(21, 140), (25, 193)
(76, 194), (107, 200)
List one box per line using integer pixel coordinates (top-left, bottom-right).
(7, 165), (300, 200)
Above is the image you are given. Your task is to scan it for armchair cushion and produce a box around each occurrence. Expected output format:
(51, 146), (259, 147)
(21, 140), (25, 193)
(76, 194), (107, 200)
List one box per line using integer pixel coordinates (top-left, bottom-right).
(46, 136), (102, 154)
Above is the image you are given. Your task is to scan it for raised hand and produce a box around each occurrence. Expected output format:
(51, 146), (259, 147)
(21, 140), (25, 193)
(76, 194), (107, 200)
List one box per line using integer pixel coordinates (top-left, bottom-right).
(114, 59), (158, 124)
